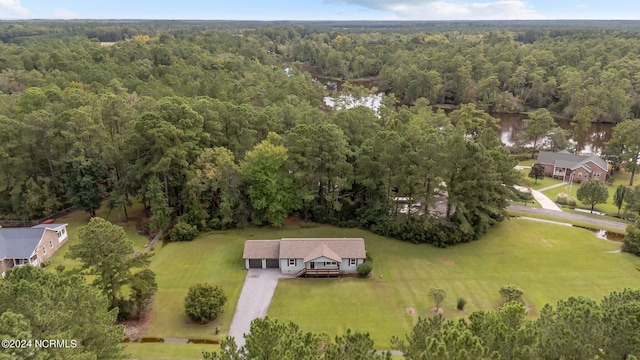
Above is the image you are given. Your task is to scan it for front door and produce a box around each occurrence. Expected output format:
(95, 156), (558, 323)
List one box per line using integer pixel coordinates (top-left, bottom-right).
(309, 262), (315, 269)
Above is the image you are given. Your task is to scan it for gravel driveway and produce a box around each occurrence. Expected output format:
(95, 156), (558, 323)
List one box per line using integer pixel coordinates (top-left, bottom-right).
(228, 269), (281, 346)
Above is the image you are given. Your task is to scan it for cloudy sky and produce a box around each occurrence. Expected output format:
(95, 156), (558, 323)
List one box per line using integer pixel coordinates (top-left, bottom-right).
(1, 0), (639, 20)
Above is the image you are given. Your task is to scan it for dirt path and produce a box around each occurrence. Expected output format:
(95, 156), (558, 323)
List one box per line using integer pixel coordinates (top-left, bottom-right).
(507, 205), (629, 231)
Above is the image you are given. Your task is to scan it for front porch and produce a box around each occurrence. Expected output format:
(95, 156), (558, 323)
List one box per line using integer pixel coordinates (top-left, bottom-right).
(296, 268), (341, 278)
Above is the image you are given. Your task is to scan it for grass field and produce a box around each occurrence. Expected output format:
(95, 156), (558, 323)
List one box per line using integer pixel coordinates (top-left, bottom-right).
(517, 168), (565, 191)
(45, 205), (640, 357)
(266, 220), (640, 348)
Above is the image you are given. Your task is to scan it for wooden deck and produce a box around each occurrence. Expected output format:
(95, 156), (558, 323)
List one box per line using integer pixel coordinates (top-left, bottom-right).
(296, 268), (340, 278)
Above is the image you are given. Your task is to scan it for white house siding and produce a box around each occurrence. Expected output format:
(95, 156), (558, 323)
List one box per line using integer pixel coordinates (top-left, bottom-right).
(280, 258), (305, 274)
(307, 256), (340, 270)
(340, 258), (364, 273)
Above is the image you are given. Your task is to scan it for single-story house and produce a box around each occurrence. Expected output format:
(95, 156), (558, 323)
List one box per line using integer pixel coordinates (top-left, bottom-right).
(536, 150), (608, 183)
(0, 223), (68, 277)
(243, 238), (366, 277)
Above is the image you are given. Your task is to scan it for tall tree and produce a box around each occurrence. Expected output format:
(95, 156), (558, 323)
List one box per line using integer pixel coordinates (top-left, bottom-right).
(605, 120), (640, 186)
(0, 266), (125, 359)
(570, 106), (593, 154)
(240, 134), (300, 226)
(576, 178), (609, 213)
(62, 154), (107, 217)
(613, 185), (629, 215)
(66, 217), (152, 309)
(516, 108), (557, 159)
(285, 123), (352, 220)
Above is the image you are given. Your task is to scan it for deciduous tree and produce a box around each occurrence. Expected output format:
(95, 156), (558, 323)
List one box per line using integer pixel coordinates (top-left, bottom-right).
(613, 185), (629, 215)
(528, 163), (545, 184)
(240, 134), (300, 226)
(576, 178), (609, 213)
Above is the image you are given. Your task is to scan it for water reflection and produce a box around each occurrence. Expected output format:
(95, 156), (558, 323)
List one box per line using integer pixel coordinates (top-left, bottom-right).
(497, 114), (614, 155)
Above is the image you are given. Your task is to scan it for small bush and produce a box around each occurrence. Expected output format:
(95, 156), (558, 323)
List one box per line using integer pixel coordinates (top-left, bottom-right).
(556, 192), (568, 205)
(499, 284), (524, 304)
(167, 222), (198, 242)
(457, 297), (467, 311)
(567, 197), (577, 207)
(357, 262), (372, 277)
(184, 283), (227, 323)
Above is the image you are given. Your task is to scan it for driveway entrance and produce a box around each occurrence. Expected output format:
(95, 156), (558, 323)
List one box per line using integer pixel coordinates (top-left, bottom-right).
(228, 269), (280, 346)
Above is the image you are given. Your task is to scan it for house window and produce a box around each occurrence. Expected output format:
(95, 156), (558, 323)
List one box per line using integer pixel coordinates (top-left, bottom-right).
(578, 172), (582, 178)
(349, 258), (357, 266)
(324, 261), (337, 266)
(49, 240), (53, 248)
(288, 259), (296, 266)
(594, 171), (601, 177)
(42, 246), (46, 255)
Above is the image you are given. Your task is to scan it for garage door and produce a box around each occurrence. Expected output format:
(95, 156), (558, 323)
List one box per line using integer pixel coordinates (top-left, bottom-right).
(248, 259), (262, 268)
(265, 259), (279, 268)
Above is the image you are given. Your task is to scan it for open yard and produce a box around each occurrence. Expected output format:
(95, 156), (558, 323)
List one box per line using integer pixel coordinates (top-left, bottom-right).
(45, 211), (640, 357)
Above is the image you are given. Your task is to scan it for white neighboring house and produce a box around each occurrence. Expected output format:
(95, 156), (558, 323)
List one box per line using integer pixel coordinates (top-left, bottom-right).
(0, 223), (68, 278)
(243, 238), (366, 277)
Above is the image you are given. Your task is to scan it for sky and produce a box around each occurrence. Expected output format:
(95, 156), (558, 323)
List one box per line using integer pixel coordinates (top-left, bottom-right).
(1, 0), (640, 21)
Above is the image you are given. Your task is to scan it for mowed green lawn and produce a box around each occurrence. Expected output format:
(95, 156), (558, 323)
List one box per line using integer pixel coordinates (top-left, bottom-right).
(266, 220), (640, 349)
(46, 211), (640, 357)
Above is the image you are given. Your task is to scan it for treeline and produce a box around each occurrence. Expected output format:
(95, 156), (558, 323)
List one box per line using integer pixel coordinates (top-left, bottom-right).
(5, 23), (640, 245)
(0, 82), (518, 246)
(2, 23), (640, 121)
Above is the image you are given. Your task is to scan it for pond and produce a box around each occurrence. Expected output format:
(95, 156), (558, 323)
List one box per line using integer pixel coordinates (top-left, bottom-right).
(497, 113), (614, 155)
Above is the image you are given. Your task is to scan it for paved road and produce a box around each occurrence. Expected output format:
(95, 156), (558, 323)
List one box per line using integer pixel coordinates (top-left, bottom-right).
(507, 205), (629, 231)
(228, 269), (281, 346)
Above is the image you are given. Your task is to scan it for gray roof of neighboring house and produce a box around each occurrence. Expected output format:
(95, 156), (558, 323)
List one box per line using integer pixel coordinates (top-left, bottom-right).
(31, 223), (67, 230)
(242, 238), (366, 261)
(0, 228), (45, 259)
(537, 151), (608, 172)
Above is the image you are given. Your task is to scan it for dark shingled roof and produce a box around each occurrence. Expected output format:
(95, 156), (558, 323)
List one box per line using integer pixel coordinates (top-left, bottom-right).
(537, 151), (608, 172)
(0, 228), (45, 259)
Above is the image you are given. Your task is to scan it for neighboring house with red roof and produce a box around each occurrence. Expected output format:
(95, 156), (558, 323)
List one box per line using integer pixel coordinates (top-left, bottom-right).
(243, 238), (366, 277)
(0, 223), (68, 277)
(536, 150), (608, 183)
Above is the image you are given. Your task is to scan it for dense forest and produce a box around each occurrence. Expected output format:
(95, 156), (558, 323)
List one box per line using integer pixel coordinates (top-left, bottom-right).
(1, 21), (639, 245)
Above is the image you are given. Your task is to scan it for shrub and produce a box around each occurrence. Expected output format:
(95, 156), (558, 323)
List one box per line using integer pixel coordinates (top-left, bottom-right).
(167, 221), (198, 242)
(556, 192), (568, 205)
(499, 285), (524, 304)
(184, 283), (227, 323)
(567, 197), (577, 207)
(457, 297), (467, 311)
(357, 262), (372, 277)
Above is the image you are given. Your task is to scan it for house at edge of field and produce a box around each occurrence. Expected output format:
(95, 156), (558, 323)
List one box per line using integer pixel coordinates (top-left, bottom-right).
(0, 223), (68, 277)
(537, 150), (608, 183)
(242, 238), (366, 278)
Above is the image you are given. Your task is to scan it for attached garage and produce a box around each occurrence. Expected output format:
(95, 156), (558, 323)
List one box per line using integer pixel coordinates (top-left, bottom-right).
(265, 258), (279, 268)
(243, 240), (281, 270)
